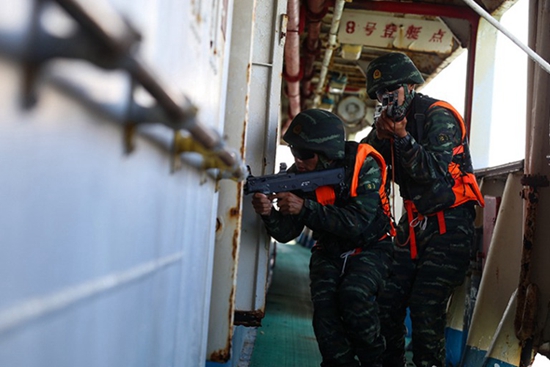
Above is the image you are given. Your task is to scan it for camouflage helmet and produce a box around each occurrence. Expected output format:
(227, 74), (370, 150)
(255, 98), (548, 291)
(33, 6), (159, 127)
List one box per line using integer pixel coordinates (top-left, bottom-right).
(366, 52), (425, 99)
(283, 109), (345, 160)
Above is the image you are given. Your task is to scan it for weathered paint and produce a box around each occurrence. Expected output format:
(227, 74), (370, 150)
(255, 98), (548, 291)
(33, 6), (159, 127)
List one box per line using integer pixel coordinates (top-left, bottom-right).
(234, 0), (286, 322)
(515, 176), (548, 344)
(233, 310), (266, 327)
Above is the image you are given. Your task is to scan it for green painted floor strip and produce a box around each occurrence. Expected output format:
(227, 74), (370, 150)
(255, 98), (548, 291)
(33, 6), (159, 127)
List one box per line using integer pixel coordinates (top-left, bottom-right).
(249, 243), (322, 367)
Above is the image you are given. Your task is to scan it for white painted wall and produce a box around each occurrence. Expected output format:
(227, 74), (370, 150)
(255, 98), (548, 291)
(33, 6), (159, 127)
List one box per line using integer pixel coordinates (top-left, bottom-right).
(0, 0), (237, 366)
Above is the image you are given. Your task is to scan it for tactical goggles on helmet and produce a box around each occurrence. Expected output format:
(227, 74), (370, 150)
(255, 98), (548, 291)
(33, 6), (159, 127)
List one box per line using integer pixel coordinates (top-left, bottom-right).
(290, 146), (316, 160)
(376, 84), (402, 101)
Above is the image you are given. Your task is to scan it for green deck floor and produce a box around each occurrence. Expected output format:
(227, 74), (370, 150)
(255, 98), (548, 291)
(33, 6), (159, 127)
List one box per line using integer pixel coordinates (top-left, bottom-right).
(249, 242), (322, 367)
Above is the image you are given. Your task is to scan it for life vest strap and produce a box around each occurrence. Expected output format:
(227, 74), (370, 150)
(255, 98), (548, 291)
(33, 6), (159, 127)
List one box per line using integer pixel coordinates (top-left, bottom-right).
(340, 247), (362, 276)
(404, 200), (447, 259)
(437, 211), (446, 235)
(405, 200), (418, 259)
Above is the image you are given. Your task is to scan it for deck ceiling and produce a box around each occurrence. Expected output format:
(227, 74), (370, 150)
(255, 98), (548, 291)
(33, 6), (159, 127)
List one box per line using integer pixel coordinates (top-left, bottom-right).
(280, 0), (518, 136)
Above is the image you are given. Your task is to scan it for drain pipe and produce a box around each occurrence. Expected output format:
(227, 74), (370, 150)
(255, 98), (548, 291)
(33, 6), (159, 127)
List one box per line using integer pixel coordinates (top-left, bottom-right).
(282, 0), (302, 134)
(313, 0), (346, 107)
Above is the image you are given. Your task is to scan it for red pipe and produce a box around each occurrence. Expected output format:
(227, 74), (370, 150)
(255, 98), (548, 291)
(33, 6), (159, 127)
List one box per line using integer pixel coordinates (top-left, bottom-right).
(282, 0), (302, 134)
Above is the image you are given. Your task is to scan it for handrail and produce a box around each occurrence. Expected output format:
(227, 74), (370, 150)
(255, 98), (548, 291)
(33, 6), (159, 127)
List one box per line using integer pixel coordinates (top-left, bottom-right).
(462, 0), (550, 75)
(51, 0), (247, 180)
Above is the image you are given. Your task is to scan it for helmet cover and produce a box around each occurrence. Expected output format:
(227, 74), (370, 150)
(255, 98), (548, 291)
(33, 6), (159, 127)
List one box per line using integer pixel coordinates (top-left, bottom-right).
(366, 52), (425, 100)
(283, 109), (345, 160)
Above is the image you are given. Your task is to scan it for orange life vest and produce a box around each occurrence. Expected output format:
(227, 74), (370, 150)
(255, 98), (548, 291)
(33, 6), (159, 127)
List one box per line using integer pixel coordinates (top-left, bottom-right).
(314, 143), (396, 238)
(404, 101), (485, 259)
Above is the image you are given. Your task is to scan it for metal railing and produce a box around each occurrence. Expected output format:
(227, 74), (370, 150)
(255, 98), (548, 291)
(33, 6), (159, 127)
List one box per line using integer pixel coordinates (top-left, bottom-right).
(1, 0), (247, 181)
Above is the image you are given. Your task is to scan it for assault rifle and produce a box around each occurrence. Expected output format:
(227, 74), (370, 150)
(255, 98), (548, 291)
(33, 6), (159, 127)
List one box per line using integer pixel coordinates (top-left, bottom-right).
(373, 90), (399, 125)
(244, 163), (345, 195)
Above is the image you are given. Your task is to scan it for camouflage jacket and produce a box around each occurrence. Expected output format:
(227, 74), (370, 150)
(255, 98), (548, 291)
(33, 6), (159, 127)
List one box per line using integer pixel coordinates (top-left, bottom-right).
(260, 141), (390, 256)
(363, 93), (474, 215)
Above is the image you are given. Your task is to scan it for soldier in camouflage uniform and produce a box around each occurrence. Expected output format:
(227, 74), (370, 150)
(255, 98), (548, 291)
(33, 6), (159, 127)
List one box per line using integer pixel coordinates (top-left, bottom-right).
(251, 109), (394, 367)
(361, 52), (484, 367)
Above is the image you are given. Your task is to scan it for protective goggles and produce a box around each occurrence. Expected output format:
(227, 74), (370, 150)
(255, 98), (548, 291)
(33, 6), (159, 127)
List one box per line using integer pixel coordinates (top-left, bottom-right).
(376, 84), (402, 100)
(290, 146), (316, 160)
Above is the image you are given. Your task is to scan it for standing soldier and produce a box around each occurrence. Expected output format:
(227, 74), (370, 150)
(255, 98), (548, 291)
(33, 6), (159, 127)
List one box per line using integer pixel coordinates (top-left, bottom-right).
(361, 52), (484, 367)
(251, 109), (395, 367)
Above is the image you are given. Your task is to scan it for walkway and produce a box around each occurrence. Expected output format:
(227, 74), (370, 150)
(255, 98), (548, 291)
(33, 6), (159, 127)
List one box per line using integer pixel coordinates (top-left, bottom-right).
(249, 242), (321, 367)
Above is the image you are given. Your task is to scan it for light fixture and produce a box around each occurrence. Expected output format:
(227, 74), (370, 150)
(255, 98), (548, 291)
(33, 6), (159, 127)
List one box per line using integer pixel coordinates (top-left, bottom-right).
(336, 96), (366, 125)
(341, 44), (362, 61)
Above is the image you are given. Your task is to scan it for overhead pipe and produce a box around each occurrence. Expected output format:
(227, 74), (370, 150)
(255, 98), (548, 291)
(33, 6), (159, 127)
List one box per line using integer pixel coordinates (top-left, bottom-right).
(52, 0), (247, 180)
(302, 0), (328, 101)
(282, 0), (302, 134)
(313, 0), (346, 107)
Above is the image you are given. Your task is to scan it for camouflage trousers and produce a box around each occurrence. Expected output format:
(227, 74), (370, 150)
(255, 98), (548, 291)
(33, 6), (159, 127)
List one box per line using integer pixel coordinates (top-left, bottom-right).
(378, 204), (475, 367)
(309, 239), (392, 367)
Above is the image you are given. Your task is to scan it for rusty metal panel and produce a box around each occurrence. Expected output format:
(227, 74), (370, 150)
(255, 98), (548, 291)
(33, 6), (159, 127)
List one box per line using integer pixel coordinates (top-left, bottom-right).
(206, 0), (250, 362)
(235, 0), (287, 316)
(522, 0), (550, 351)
